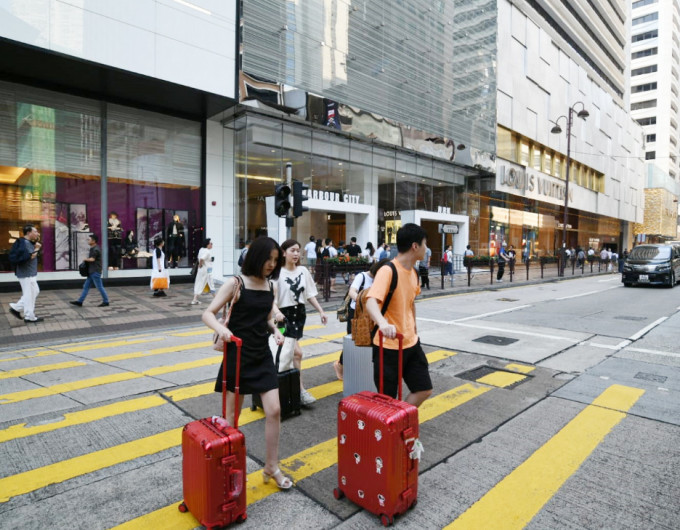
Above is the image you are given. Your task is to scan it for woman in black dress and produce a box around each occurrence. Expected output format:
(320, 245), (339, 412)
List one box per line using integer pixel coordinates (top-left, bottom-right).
(202, 236), (292, 489)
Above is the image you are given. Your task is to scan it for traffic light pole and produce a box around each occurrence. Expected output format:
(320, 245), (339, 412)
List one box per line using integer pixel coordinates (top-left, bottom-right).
(285, 162), (293, 239)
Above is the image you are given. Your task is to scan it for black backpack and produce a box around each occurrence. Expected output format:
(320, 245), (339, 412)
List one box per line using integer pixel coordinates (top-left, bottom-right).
(9, 238), (30, 268)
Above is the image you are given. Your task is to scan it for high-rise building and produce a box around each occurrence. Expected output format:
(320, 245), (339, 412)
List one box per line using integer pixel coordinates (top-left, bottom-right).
(494, 0), (645, 256)
(629, 0), (680, 242)
(0, 1), (646, 285)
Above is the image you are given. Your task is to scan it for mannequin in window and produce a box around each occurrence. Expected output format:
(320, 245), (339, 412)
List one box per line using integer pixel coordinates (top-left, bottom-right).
(107, 212), (123, 270)
(166, 214), (185, 268)
(122, 230), (139, 258)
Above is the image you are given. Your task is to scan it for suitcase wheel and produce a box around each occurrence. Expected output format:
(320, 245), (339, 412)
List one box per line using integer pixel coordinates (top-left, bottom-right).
(380, 514), (394, 527)
(333, 487), (345, 500)
(409, 500), (417, 510)
(236, 513), (247, 524)
(178, 502), (188, 513)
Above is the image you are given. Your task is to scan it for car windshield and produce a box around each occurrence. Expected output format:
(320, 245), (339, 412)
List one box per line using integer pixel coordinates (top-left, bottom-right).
(628, 246), (671, 260)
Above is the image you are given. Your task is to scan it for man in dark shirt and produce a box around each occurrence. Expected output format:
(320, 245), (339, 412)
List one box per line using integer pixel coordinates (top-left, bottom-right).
(70, 234), (110, 307)
(346, 236), (361, 257)
(9, 225), (44, 323)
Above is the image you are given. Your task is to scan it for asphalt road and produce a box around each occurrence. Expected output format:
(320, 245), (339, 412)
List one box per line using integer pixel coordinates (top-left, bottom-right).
(0, 275), (678, 529)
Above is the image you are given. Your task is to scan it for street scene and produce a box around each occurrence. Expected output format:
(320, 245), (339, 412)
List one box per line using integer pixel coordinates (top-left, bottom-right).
(1, 274), (678, 529)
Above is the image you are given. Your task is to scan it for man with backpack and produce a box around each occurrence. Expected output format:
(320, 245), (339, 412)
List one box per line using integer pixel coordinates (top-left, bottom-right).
(497, 243), (509, 282)
(365, 223), (433, 408)
(8, 225), (44, 323)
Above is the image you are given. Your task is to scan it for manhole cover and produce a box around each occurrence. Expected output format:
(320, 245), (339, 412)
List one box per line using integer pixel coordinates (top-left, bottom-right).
(614, 316), (646, 321)
(497, 298), (519, 302)
(473, 335), (518, 346)
(634, 372), (667, 383)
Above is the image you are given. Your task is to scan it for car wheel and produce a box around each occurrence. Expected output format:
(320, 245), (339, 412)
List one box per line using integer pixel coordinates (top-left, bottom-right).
(623, 282), (632, 287)
(668, 272), (675, 288)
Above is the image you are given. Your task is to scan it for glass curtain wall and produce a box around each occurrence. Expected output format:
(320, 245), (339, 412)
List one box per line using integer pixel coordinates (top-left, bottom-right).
(0, 80), (201, 275)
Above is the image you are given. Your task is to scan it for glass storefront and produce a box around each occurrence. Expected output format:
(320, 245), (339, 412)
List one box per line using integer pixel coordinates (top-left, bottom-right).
(0, 81), (201, 276)
(229, 112), (475, 261)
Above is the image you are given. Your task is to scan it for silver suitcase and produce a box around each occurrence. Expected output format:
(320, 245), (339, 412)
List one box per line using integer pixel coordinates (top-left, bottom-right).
(342, 335), (376, 397)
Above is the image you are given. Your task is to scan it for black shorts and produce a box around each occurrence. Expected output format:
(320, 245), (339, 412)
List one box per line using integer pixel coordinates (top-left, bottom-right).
(372, 340), (432, 399)
(280, 304), (306, 339)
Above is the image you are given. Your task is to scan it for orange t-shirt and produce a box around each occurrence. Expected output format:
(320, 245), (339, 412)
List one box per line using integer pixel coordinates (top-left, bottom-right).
(367, 259), (420, 349)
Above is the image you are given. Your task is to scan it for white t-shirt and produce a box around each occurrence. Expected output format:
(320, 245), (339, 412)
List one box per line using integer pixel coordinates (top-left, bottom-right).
(304, 241), (317, 259)
(328, 245), (338, 258)
(197, 247), (212, 269)
(349, 271), (373, 309)
(276, 266), (318, 308)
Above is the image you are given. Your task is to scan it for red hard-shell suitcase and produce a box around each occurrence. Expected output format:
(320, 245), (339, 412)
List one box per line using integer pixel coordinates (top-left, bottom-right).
(334, 333), (421, 526)
(179, 337), (247, 528)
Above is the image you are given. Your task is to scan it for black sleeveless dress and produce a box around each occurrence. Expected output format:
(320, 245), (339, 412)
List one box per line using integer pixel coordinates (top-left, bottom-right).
(214, 284), (278, 395)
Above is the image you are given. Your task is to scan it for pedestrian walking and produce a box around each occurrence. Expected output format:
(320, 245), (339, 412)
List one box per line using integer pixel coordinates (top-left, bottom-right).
(321, 238), (338, 292)
(497, 244), (508, 282)
(346, 236), (361, 257)
(8, 224), (44, 323)
(238, 240), (251, 268)
(151, 236), (169, 297)
(70, 234), (109, 307)
(443, 245), (454, 279)
(363, 242), (377, 262)
(191, 238), (215, 305)
(365, 223), (433, 407)
(334, 258), (389, 380)
(304, 236), (317, 271)
(203, 236), (292, 490)
(418, 245), (431, 289)
(463, 245), (474, 267)
(273, 239), (328, 406)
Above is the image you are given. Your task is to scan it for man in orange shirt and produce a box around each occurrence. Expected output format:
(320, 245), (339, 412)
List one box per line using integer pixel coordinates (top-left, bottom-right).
(365, 223), (433, 407)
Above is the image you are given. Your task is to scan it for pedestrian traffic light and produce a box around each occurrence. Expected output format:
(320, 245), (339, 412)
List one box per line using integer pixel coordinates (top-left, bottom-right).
(293, 180), (309, 218)
(274, 183), (291, 217)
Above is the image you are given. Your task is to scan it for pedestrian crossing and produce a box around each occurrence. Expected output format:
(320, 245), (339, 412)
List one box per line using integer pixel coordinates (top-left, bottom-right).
(0, 327), (647, 529)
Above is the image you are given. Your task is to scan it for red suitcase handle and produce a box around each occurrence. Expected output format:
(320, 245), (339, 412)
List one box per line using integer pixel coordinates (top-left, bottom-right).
(222, 336), (242, 429)
(378, 331), (404, 400)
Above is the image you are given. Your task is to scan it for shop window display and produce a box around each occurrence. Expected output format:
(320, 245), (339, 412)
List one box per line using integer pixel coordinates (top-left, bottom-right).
(0, 81), (201, 277)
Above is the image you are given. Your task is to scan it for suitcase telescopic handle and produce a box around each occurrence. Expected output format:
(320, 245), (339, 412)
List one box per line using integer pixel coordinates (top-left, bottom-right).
(378, 331), (404, 400)
(222, 336), (242, 429)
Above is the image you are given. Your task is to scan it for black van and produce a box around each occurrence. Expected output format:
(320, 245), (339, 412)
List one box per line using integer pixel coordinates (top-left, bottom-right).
(622, 244), (680, 287)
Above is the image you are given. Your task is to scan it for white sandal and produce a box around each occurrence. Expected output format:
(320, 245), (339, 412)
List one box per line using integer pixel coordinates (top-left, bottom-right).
(262, 468), (293, 490)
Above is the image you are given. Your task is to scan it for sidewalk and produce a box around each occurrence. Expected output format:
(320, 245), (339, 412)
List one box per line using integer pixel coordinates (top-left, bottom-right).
(0, 263), (619, 348)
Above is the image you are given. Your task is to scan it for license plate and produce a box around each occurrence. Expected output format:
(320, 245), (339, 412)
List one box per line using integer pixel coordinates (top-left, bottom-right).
(639, 274), (649, 282)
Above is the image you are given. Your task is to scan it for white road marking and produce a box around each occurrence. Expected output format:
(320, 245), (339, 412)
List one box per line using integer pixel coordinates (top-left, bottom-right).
(626, 347), (680, 359)
(629, 317), (668, 341)
(658, 387), (669, 392)
(556, 285), (620, 300)
(417, 304), (532, 325)
(600, 376), (610, 380)
(451, 321), (578, 342)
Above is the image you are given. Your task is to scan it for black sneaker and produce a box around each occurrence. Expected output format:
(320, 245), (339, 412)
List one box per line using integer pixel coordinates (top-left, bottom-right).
(98, 302), (110, 307)
(25, 317), (44, 323)
(9, 307), (22, 319)
(70, 301), (83, 306)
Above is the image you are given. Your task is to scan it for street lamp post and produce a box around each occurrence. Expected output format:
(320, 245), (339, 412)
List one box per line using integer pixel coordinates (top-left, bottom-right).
(550, 102), (589, 251)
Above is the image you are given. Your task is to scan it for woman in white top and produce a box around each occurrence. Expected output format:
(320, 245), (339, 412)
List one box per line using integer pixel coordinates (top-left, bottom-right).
(363, 242), (377, 262)
(273, 239), (328, 406)
(150, 236), (169, 297)
(333, 258), (389, 380)
(191, 238), (215, 304)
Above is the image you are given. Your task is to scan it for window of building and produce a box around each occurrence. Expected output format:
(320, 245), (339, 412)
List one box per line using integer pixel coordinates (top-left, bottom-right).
(631, 47), (658, 59)
(631, 65), (658, 76)
(632, 99), (657, 110)
(646, 133), (657, 142)
(646, 151), (656, 160)
(632, 0), (657, 8)
(518, 139), (530, 166)
(497, 126), (515, 162)
(632, 82), (658, 93)
(632, 30), (658, 42)
(632, 12), (659, 25)
(636, 117), (657, 126)
(531, 144), (542, 171)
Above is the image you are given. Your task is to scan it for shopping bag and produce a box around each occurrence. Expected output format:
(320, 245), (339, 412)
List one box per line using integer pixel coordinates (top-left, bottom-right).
(152, 277), (169, 290)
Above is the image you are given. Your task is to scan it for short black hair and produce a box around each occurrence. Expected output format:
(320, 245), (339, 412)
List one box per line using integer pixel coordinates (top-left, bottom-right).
(396, 223), (427, 253)
(351, 237), (357, 243)
(325, 238), (332, 245)
(154, 236), (164, 247)
(241, 236), (282, 279)
(203, 238), (211, 247)
(309, 236), (315, 242)
(23, 225), (35, 236)
(89, 233), (99, 243)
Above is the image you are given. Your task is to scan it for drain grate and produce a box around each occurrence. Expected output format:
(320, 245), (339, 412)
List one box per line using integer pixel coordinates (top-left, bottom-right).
(614, 316), (646, 321)
(634, 372), (667, 383)
(473, 335), (518, 346)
